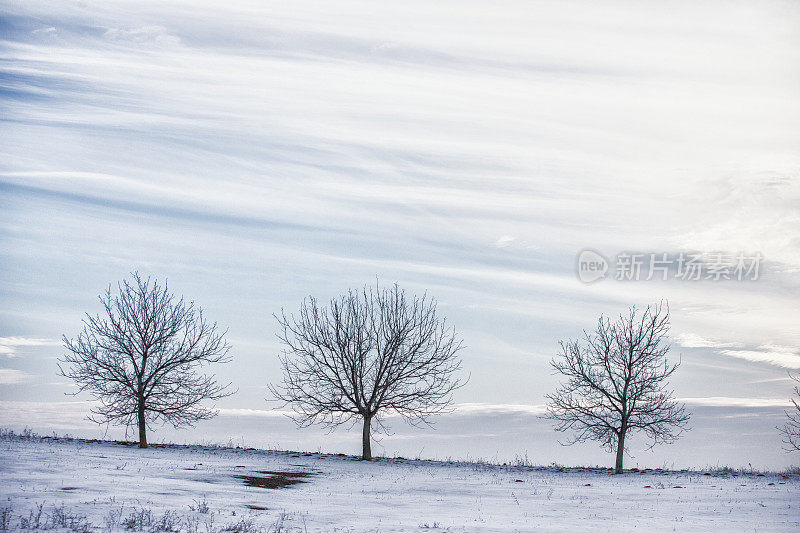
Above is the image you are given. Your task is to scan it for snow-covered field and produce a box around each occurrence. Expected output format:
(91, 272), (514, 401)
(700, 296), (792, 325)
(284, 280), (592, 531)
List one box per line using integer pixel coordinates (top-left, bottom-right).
(0, 436), (797, 532)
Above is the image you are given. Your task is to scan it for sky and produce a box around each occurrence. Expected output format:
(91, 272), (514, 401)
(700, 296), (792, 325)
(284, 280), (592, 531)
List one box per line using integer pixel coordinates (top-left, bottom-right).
(1, 0), (799, 469)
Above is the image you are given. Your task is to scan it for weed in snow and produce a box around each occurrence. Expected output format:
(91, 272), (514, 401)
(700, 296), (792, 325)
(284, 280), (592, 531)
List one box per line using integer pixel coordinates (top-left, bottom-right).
(189, 500), (210, 515)
(1, 504), (13, 531)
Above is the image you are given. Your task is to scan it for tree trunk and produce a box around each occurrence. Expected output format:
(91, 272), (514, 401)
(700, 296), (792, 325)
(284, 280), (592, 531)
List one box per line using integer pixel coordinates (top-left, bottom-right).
(361, 413), (372, 460)
(614, 428), (625, 474)
(137, 397), (148, 448)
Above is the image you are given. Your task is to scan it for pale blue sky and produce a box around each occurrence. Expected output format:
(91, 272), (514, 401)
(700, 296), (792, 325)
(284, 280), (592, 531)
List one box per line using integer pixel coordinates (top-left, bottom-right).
(1, 0), (799, 468)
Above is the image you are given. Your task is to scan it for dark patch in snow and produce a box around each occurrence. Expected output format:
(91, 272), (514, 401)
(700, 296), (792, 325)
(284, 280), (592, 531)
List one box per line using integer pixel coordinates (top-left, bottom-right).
(235, 470), (316, 489)
(60, 487), (79, 491)
(245, 505), (268, 511)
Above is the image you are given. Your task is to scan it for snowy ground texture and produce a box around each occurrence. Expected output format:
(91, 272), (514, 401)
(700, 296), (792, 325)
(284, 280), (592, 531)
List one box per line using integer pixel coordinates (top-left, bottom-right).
(0, 436), (798, 532)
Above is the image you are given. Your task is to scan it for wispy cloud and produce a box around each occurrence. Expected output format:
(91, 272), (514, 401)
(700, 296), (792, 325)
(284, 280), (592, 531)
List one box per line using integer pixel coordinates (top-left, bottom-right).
(493, 236), (516, 249)
(0, 400), (95, 431)
(674, 333), (743, 350)
(718, 345), (800, 370)
(674, 334), (800, 370)
(453, 403), (547, 416)
(0, 337), (60, 358)
(217, 407), (291, 419)
(0, 369), (34, 384)
(103, 26), (181, 47)
(680, 396), (793, 408)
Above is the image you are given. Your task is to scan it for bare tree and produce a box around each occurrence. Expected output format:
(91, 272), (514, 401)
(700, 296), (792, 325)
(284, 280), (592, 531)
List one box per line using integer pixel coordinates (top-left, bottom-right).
(270, 283), (465, 460)
(779, 373), (800, 451)
(59, 272), (234, 448)
(545, 302), (690, 473)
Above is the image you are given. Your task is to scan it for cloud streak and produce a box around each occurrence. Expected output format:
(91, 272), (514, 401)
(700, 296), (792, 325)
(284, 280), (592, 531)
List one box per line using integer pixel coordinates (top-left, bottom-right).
(0, 337), (60, 358)
(718, 346), (800, 370)
(0, 369), (34, 384)
(680, 397), (793, 408)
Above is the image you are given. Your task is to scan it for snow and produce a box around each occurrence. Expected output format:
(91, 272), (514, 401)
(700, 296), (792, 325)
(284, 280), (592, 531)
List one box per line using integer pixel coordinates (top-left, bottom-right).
(0, 436), (797, 532)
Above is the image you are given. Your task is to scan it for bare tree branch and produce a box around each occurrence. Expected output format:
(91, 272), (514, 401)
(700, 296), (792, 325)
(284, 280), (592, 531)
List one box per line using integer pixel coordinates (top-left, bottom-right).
(778, 372), (800, 452)
(269, 282), (465, 460)
(59, 272), (235, 447)
(544, 302), (690, 473)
